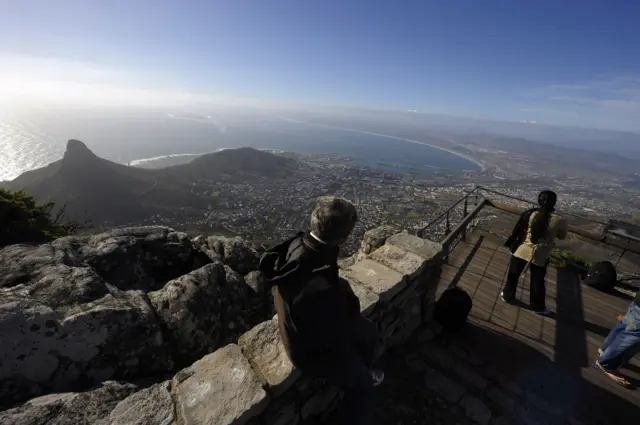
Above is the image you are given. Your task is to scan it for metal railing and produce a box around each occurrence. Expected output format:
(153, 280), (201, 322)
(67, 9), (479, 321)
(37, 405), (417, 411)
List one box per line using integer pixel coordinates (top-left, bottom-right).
(440, 199), (489, 255)
(416, 186), (482, 244)
(476, 186), (610, 226)
(418, 185), (624, 245)
(420, 187), (640, 285)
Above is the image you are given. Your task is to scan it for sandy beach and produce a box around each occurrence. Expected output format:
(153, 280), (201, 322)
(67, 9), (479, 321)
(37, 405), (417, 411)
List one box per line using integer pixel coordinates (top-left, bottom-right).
(280, 117), (486, 172)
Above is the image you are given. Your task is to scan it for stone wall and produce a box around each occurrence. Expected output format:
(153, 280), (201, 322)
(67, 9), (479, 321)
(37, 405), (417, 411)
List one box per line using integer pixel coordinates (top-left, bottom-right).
(169, 231), (443, 425)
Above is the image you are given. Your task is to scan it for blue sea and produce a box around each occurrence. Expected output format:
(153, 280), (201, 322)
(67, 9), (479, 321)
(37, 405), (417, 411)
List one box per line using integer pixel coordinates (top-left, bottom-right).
(0, 106), (481, 181)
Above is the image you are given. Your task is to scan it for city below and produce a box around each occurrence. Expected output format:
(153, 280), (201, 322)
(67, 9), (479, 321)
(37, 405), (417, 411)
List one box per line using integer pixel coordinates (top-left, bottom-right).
(130, 139), (640, 255)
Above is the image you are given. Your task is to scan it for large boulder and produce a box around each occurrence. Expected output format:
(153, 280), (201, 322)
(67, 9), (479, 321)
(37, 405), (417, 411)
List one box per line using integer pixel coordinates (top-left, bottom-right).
(244, 270), (275, 318)
(0, 281), (171, 407)
(148, 263), (255, 365)
(238, 319), (300, 396)
(0, 381), (138, 425)
(80, 226), (193, 291)
(172, 345), (269, 425)
(205, 235), (259, 274)
(360, 225), (399, 256)
(0, 227), (195, 293)
(148, 263), (226, 365)
(339, 225), (399, 267)
(16, 266), (111, 312)
(222, 265), (261, 330)
(0, 228), (201, 406)
(97, 381), (176, 425)
(0, 237), (85, 289)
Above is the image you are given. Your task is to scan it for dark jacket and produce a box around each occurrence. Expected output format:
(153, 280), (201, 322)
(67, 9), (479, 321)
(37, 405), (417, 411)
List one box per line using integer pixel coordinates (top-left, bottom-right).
(258, 232), (361, 373)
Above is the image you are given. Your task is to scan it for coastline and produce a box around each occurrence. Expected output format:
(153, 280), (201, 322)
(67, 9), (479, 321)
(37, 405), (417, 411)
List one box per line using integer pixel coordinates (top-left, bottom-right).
(279, 117), (486, 172)
(130, 138), (486, 173)
(129, 148), (285, 168)
(129, 153), (203, 166)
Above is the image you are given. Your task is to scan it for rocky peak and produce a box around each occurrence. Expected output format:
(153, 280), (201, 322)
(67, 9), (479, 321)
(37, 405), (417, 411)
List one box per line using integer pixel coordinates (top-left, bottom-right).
(63, 139), (99, 164)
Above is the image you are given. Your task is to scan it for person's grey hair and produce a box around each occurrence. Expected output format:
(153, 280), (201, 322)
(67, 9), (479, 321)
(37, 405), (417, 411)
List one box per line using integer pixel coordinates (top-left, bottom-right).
(310, 196), (358, 244)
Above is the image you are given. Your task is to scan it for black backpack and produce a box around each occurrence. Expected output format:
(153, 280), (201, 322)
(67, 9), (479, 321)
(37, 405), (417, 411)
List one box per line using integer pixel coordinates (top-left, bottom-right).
(434, 287), (472, 332)
(584, 261), (617, 291)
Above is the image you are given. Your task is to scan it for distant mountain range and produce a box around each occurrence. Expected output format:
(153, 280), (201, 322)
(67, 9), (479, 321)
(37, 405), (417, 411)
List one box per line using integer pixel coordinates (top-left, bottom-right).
(2, 140), (299, 225)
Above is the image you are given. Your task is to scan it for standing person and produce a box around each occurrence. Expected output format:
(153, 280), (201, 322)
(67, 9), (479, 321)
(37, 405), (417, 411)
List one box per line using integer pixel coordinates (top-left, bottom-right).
(258, 196), (384, 425)
(501, 190), (568, 315)
(595, 294), (640, 387)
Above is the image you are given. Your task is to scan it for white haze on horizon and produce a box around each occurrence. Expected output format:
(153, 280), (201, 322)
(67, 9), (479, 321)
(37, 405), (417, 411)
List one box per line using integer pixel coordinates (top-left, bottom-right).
(0, 54), (289, 109)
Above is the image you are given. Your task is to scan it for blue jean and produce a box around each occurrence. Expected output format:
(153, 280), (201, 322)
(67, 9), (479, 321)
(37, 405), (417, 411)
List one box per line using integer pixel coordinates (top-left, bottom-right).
(599, 302), (640, 371)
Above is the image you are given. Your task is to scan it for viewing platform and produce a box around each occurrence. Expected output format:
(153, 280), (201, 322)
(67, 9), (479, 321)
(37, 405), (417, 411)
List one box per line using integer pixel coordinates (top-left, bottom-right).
(364, 188), (640, 425)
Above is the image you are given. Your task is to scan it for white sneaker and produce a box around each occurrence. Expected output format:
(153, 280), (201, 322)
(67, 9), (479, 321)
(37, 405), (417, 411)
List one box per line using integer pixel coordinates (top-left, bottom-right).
(371, 369), (385, 387)
(535, 308), (552, 316)
(598, 348), (604, 357)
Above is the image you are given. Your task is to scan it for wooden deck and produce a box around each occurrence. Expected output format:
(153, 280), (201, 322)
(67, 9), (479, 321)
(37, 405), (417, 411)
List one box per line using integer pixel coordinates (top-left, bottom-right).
(439, 229), (640, 424)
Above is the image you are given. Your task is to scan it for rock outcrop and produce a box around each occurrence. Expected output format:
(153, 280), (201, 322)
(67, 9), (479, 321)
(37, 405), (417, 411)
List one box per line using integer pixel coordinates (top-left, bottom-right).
(0, 264), (171, 407)
(0, 227), (268, 409)
(0, 381), (139, 425)
(148, 262), (257, 365)
(244, 270), (275, 318)
(172, 345), (269, 425)
(0, 225), (444, 425)
(338, 224), (399, 269)
(80, 227), (194, 291)
(97, 381), (175, 425)
(0, 227), (194, 291)
(205, 235), (260, 275)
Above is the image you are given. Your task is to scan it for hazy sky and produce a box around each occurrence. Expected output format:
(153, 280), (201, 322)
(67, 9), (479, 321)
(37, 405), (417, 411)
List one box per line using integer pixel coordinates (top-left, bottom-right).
(1, 0), (639, 131)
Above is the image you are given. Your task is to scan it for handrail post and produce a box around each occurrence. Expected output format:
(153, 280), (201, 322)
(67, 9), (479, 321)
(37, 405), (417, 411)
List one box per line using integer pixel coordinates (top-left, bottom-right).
(444, 210), (451, 264)
(462, 198), (469, 241)
(440, 199), (488, 265)
(445, 210), (451, 235)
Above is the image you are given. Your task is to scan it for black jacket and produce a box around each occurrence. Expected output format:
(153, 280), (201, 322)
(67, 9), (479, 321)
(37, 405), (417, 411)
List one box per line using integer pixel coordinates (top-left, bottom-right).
(258, 232), (361, 373)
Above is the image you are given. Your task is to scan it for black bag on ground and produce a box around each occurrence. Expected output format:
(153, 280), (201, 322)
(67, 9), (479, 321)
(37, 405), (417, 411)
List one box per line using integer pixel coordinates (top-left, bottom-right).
(434, 287), (472, 331)
(584, 261), (617, 291)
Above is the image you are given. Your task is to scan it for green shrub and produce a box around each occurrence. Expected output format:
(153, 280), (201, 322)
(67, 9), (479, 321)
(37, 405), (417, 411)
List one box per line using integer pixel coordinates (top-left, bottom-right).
(0, 188), (77, 247)
(551, 247), (592, 271)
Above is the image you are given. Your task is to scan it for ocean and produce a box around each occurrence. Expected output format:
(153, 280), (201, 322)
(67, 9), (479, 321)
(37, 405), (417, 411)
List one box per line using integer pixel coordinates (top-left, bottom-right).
(0, 106), (481, 181)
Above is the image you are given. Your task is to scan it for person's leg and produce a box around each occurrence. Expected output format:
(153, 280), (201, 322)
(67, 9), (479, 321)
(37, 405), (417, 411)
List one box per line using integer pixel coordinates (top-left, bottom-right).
(327, 353), (376, 425)
(351, 315), (385, 386)
(600, 320), (627, 355)
(599, 304), (640, 372)
(502, 256), (527, 302)
(529, 263), (548, 312)
(352, 315), (378, 368)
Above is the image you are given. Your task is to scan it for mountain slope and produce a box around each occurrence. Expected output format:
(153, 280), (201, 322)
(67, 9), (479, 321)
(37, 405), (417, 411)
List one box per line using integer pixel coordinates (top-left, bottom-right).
(6, 141), (299, 226)
(165, 147), (299, 180)
(7, 140), (203, 224)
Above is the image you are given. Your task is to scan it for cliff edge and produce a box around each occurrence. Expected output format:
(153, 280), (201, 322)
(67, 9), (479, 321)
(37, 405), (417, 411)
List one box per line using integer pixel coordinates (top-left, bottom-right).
(0, 226), (273, 412)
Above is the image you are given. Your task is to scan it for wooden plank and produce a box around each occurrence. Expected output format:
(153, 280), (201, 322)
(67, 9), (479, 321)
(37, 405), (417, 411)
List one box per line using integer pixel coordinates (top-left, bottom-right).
(439, 229), (640, 421)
